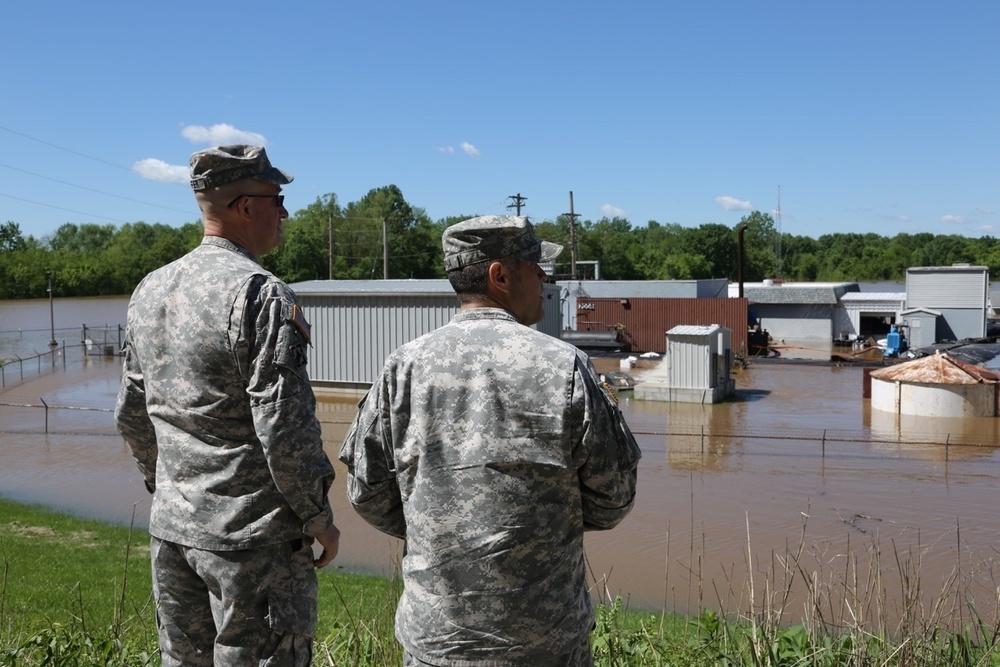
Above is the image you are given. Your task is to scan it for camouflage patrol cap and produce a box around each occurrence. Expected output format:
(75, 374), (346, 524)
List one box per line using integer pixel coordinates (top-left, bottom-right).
(442, 215), (563, 271)
(189, 145), (293, 191)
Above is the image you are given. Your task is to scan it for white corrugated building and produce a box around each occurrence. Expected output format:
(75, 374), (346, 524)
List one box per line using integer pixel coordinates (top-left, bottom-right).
(289, 279), (562, 390)
(634, 324), (735, 404)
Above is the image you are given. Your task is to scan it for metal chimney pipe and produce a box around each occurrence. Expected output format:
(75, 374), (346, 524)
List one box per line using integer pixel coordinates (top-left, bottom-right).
(738, 224), (748, 298)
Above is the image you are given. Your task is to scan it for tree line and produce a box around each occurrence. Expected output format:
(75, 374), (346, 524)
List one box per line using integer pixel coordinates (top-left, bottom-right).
(1, 184), (996, 299)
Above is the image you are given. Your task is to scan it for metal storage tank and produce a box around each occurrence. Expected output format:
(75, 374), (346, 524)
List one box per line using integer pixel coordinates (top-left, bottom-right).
(634, 324), (735, 404)
(289, 279), (562, 390)
(869, 352), (1000, 417)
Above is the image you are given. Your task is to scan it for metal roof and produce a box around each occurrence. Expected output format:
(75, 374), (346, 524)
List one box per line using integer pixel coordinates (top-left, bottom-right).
(729, 282), (859, 305)
(667, 324), (725, 336)
(870, 352), (1000, 385)
(840, 292), (906, 302)
(290, 279), (455, 296)
(907, 265), (988, 274)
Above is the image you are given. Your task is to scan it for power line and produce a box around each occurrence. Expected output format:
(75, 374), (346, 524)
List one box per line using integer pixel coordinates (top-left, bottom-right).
(0, 192), (132, 225)
(0, 161), (192, 215)
(0, 125), (134, 171)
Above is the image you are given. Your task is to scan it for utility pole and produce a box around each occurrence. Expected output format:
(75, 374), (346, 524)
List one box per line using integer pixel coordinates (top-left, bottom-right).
(327, 212), (334, 280)
(382, 218), (389, 280)
(47, 271), (57, 350)
(506, 193), (527, 215)
(564, 191), (580, 279)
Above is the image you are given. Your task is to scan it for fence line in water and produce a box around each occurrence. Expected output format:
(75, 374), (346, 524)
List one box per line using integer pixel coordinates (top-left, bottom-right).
(3, 399), (997, 466)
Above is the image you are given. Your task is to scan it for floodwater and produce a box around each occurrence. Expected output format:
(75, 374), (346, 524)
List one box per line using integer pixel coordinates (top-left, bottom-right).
(3, 297), (1000, 633)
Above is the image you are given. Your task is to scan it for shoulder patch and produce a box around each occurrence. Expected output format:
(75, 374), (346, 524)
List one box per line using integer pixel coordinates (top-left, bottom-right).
(290, 304), (312, 345)
(601, 380), (619, 405)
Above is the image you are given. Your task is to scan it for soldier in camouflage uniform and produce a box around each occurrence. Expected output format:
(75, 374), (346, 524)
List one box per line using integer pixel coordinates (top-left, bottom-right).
(340, 215), (641, 666)
(115, 145), (341, 666)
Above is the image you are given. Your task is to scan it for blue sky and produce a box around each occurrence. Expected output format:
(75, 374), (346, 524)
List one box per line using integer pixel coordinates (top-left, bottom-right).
(1, 1), (996, 241)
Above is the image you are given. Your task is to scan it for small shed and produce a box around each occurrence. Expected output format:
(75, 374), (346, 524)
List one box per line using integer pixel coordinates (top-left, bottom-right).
(634, 324), (735, 404)
(898, 307), (942, 349)
(869, 352), (1000, 417)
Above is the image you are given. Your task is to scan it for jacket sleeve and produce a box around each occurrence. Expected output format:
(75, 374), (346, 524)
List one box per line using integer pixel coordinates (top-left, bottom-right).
(572, 356), (641, 531)
(338, 377), (407, 539)
(114, 326), (158, 493)
(246, 281), (335, 538)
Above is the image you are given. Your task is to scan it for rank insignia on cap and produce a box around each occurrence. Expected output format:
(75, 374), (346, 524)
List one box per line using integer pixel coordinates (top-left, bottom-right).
(291, 305), (312, 345)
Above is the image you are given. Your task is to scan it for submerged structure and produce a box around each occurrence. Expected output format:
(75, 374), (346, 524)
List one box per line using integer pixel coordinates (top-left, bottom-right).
(634, 324), (735, 404)
(869, 351), (1000, 418)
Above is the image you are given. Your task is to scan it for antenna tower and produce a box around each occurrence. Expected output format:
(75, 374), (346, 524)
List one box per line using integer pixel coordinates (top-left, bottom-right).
(775, 185), (783, 278)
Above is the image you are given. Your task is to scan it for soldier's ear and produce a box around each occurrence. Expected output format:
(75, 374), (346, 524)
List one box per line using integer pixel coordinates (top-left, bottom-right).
(487, 260), (511, 295)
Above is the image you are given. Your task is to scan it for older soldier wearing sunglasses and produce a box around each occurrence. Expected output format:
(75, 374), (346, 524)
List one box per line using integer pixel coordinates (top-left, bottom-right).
(116, 145), (341, 666)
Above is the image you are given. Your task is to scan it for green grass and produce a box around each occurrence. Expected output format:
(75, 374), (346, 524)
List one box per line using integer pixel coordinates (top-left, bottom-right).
(0, 499), (156, 665)
(3, 496), (1000, 666)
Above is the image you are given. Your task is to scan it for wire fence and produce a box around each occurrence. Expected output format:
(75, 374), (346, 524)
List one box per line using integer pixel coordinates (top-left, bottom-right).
(0, 344), (68, 389)
(3, 342), (998, 469)
(0, 325), (124, 389)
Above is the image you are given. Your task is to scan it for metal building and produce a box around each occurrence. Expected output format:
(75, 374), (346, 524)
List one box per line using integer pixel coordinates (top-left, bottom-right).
(898, 307), (942, 349)
(838, 291), (907, 340)
(558, 279), (729, 330)
(573, 297), (749, 355)
(727, 281), (860, 341)
(289, 279), (562, 390)
(906, 265), (989, 342)
(634, 324), (735, 404)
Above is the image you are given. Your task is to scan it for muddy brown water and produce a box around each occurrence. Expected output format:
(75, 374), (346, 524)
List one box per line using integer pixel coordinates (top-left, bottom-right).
(3, 298), (1000, 631)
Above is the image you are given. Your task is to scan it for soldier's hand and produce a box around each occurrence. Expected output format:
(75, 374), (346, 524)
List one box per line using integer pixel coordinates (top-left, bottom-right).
(311, 524), (341, 568)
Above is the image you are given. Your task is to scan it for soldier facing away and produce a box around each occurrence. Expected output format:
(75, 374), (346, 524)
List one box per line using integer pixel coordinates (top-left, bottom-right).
(340, 215), (641, 666)
(115, 144), (341, 666)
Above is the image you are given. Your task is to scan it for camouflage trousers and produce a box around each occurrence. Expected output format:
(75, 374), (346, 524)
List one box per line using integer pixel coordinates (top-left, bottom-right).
(401, 634), (593, 666)
(150, 537), (318, 666)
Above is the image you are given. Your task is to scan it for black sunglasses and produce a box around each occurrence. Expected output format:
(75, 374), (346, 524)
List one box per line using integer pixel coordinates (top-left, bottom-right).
(227, 193), (285, 208)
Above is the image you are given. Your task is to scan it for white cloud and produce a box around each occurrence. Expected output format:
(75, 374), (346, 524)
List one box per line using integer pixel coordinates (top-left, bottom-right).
(601, 204), (626, 217)
(460, 142), (480, 159)
(715, 195), (753, 211)
(132, 158), (189, 184)
(976, 208), (996, 216)
(181, 123), (267, 146)
(941, 214), (966, 224)
(436, 146), (455, 154)
(876, 214), (911, 223)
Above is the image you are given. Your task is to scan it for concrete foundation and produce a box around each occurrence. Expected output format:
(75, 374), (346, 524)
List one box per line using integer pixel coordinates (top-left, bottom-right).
(634, 380), (734, 404)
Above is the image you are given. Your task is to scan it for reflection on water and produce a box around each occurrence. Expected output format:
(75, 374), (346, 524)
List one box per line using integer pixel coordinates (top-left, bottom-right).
(3, 341), (1000, 631)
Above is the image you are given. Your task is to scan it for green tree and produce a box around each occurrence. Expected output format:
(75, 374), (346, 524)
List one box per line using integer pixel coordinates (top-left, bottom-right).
(47, 223), (116, 254)
(332, 185), (442, 280)
(735, 211), (777, 281)
(577, 217), (640, 280)
(681, 223), (739, 279)
(0, 221), (26, 253)
(266, 193), (342, 282)
(913, 234), (974, 267)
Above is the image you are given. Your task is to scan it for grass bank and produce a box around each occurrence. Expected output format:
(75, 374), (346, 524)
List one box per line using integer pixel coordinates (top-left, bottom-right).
(2, 497), (999, 666)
